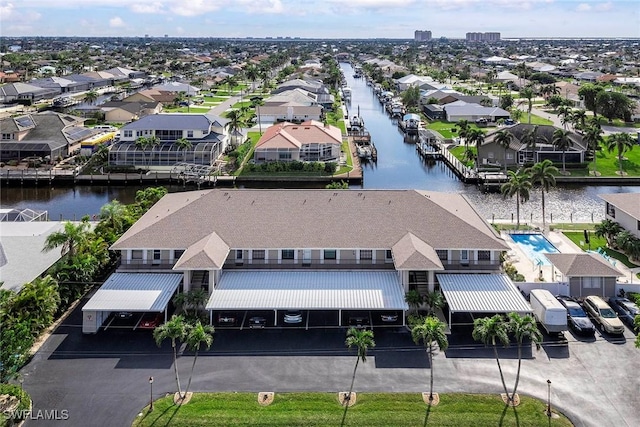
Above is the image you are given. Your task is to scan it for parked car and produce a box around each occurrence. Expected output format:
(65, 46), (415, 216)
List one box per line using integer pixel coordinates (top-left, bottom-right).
(248, 316), (266, 329)
(116, 312), (133, 319)
(217, 312), (237, 325)
(556, 295), (595, 335)
(139, 312), (163, 329)
(608, 297), (639, 329)
(349, 315), (370, 329)
(283, 311), (303, 324)
(380, 313), (398, 323)
(582, 296), (625, 335)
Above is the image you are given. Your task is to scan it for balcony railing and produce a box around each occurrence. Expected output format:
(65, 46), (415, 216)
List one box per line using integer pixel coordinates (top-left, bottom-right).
(118, 260), (176, 270)
(222, 260), (396, 270)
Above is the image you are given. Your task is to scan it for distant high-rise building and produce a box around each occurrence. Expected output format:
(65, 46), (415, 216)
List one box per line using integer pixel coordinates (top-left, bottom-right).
(466, 32), (501, 42)
(414, 30), (432, 42)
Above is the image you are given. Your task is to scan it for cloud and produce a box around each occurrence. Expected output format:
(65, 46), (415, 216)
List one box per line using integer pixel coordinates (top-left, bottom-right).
(576, 3), (591, 12)
(169, 1), (221, 17)
(239, 0), (285, 14)
(131, 2), (165, 14)
(109, 16), (125, 27)
(595, 2), (612, 11)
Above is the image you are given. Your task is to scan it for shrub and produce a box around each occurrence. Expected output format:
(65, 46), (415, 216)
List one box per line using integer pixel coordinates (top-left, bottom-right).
(0, 384), (32, 423)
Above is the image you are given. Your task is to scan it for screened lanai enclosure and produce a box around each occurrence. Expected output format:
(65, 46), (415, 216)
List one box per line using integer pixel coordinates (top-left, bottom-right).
(108, 141), (224, 168)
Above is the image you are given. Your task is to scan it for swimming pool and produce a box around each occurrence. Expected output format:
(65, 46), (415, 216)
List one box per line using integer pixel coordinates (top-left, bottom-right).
(509, 233), (559, 266)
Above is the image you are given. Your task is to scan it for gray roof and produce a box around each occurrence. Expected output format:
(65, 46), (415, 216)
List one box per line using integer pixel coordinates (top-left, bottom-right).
(437, 274), (532, 313)
(101, 101), (159, 113)
(483, 124), (586, 151)
(599, 193), (640, 220)
(82, 273), (182, 312)
(0, 222), (67, 292)
(205, 271), (408, 310)
(112, 190), (509, 268)
(545, 253), (623, 277)
(121, 113), (225, 131)
(0, 82), (53, 97)
(392, 232), (443, 270)
(0, 112), (87, 152)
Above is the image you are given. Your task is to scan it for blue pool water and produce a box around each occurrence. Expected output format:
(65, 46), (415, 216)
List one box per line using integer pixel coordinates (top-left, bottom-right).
(509, 234), (559, 266)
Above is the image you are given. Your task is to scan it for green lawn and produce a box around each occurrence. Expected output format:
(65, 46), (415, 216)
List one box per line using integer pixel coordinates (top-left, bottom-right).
(132, 392), (572, 427)
(425, 121), (486, 139)
(563, 144), (640, 177)
(563, 231), (640, 269)
(163, 106), (211, 114)
(523, 114), (554, 126)
(204, 96), (227, 103)
(449, 145), (477, 167)
(231, 101), (252, 109)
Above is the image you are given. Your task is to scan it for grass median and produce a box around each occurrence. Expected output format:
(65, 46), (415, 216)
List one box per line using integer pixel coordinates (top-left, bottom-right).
(133, 392), (573, 426)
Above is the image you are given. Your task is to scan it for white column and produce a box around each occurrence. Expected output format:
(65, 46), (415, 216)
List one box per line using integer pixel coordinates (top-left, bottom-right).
(183, 270), (191, 292)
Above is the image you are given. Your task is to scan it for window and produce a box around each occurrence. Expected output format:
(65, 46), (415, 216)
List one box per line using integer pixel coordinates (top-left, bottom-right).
(478, 250), (491, 261)
(460, 250), (469, 264)
(637, 220), (640, 231)
(279, 152), (292, 160)
(1, 133), (13, 140)
(124, 130), (133, 138)
(436, 250), (448, 260)
(187, 130), (194, 138)
(282, 249), (294, 260)
(324, 250), (337, 260)
(385, 250), (393, 260)
(253, 250), (265, 260)
(131, 250), (142, 260)
(360, 250), (372, 260)
(606, 203), (616, 218)
(236, 250), (243, 260)
(153, 249), (161, 264)
(583, 277), (601, 288)
(174, 249), (185, 259)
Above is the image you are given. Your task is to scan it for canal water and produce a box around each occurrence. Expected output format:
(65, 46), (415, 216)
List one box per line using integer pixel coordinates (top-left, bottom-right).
(1, 63), (639, 223)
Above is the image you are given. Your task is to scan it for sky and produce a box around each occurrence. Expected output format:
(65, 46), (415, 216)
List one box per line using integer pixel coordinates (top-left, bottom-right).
(1, 0), (639, 39)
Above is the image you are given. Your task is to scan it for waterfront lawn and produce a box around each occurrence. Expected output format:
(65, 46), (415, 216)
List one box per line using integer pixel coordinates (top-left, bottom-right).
(133, 392), (572, 427)
(232, 132), (260, 176)
(567, 145), (640, 177)
(426, 121), (486, 139)
(563, 231), (640, 269)
(449, 145), (477, 167)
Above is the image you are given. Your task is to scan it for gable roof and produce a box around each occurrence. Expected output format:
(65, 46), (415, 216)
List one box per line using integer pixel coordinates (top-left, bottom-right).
(121, 113), (224, 131)
(256, 121), (341, 150)
(392, 232), (444, 270)
(173, 232), (230, 270)
(545, 253), (622, 277)
(112, 190), (509, 268)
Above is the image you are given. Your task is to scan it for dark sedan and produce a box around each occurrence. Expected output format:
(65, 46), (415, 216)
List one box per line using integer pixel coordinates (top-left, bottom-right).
(608, 297), (639, 329)
(556, 295), (596, 335)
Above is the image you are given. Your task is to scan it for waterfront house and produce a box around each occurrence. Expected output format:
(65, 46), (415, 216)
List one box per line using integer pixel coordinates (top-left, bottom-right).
(253, 120), (341, 163)
(600, 193), (640, 239)
(477, 124), (587, 169)
(0, 112), (97, 162)
(81, 189), (531, 333)
(0, 82), (58, 104)
(272, 79), (334, 109)
(441, 101), (510, 122)
(108, 113), (229, 170)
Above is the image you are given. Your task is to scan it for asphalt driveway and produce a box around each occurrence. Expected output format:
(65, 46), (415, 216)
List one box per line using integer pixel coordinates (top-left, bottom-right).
(19, 298), (640, 427)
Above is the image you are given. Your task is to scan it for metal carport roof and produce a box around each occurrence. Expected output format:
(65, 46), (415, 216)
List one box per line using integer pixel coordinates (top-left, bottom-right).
(437, 273), (532, 315)
(82, 273), (182, 312)
(206, 271), (408, 310)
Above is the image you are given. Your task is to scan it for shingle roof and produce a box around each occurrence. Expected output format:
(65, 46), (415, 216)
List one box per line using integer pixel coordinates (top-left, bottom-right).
(255, 121), (341, 150)
(121, 113), (223, 131)
(112, 190), (509, 260)
(545, 253), (622, 277)
(392, 232), (444, 270)
(599, 193), (640, 220)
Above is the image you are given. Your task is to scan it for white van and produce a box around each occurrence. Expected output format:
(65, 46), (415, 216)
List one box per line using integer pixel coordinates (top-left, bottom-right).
(93, 125), (117, 132)
(529, 289), (567, 334)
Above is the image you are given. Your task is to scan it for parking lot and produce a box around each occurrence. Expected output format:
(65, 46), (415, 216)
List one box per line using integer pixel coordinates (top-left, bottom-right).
(19, 297), (640, 427)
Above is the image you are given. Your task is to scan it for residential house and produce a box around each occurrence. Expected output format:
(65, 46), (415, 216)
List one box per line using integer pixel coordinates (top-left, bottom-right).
(0, 112), (97, 161)
(0, 82), (59, 104)
(123, 89), (176, 105)
(477, 124), (587, 169)
(253, 120), (342, 163)
(81, 189), (528, 333)
(441, 101), (510, 122)
(29, 76), (84, 95)
(100, 101), (162, 123)
(272, 79), (334, 109)
(600, 193), (640, 239)
(108, 113), (229, 170)
(396, 74), (433, 91)
(152, 81), (200, 96)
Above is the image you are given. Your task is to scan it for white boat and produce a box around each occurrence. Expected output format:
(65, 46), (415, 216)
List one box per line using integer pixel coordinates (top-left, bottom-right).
(350, 115), (364, 130)
(53, 95), (79, 108)
(357, 145), (372, 160)
(401, 113), (421, 135)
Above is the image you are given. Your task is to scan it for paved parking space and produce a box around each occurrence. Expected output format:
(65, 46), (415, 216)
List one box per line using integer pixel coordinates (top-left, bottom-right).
(19, 297), (640, 427)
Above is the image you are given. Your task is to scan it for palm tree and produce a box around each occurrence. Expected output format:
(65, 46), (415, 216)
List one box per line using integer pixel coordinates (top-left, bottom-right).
(493, 130), (514, 172)
(411, 316), (449, 404)
(526, 160), (558, 232)
(244, 64), (259, 91)
(405, 290), (423, 315)
(83, 90), (98, 105)
(501, 169), (532, 230)
(520, 87), (534, 124)
(506, 313), (542, 402)
(583, 125), (604, 175)
(341, 327), (375, 427)
(615, 230), (636, 252)
(571, 109), (587, 132)
(224, 109), (246, 150)
(423, 291), (445, 316)
(183, 320), (215, 396)
(185, 289), (208, 319)
(175, 137), (193, 163)
(250, 96), (265, 135)
(42, 219), (90, 258)
(552, 129), (573, 174)
(222, 75), (237, 96)
(472, 315), (510, 399)
(153, 315), (188, 400)
(594, 219), (622, 248)
(466, 127), (485, 149)
(605, 132), (635, 176)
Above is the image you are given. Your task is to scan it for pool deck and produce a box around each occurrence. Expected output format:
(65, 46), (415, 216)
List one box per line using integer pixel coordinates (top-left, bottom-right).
(501, 231), (637, 284)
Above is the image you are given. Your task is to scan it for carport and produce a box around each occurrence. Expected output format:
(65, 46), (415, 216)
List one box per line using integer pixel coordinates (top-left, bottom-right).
(436, 274), (532, 328)
(82, 273), (182, 333)
(206, 271), (408, 327)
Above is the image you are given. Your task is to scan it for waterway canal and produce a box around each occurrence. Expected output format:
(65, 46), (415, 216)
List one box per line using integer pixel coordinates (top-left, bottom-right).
(1, 63), (639, 223)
